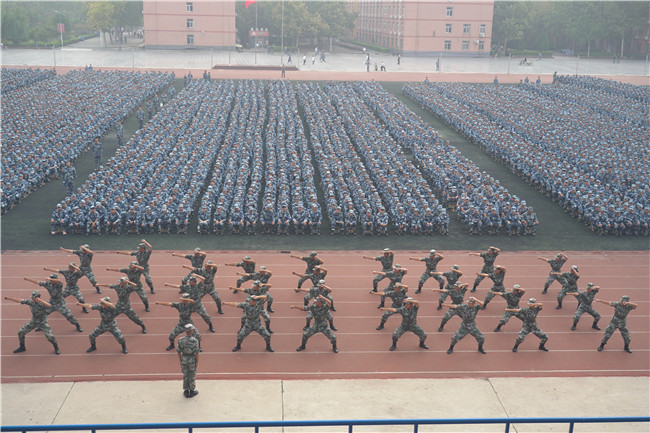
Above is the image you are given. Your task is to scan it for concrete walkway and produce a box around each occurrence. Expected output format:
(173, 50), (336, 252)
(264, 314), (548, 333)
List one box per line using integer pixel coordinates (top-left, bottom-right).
(2, 377), (649, 432)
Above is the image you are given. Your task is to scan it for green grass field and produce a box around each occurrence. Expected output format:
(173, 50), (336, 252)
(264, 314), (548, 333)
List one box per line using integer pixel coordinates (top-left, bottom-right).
(2, 80), (647, 252)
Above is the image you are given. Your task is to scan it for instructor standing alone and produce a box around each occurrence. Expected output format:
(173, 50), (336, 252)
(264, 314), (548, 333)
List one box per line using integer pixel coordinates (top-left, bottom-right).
(177, 324), (200, 398)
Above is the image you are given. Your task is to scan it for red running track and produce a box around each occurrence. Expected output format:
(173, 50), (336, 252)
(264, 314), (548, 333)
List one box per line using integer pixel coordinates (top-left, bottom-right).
(1, 249), (648, 383)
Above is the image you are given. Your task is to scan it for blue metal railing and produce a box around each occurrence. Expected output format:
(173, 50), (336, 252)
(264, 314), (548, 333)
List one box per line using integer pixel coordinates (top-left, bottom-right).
(2, 417), (649, 433)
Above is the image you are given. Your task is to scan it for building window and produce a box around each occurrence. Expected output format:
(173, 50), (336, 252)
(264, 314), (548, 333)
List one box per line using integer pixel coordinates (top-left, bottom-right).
(187, 34), (194, 45)
(446, 7), (453, 17)
(463, 24), (471, 34)
(187, 18), (194, 29)
(444, 40), (451, 50)
(445, 24), (452, 33)
(186, 2), (193, 12)
(478, 41), (485, 50)
(462, 40), (469, 50)
(479, 24), (486, 35)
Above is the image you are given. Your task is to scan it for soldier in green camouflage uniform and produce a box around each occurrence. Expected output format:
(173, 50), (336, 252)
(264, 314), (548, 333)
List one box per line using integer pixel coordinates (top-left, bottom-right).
(233, 281), (274, 334)
(156, 294), (203, 351)
(479, 266), (507, 309)
(381, 298), (429, 351)
(184, 261), (223, 314)
(552, 265), (579, 309)
(508, 298), (549, 352)
(373, 265), (407, 308)
(446, 297), (486, 354)
(108, 262), (150, 311)
(166, 275), (215, 333)
(172, 248), (207, 285)
(492, 285), (525, 332)
(177, 324), (200, 398)
(469, 246), (500, 292)
(60, 245), (101, 293)
(5, 291), (60, 354)
(292, 295), (338, 353)
(98, 277), (147, 334)
(291, 252), (324, 288)
(44, 263), (87, 313)
(364, 248), (394, 292)
(597, 296), (637, 353)
(79, 297), (128, 354)
(433, 265), (463, 310)
(225, 256), (256, 289)
(409, 250), (445, 293)
(374, 283), (409, 330)
(434, 282), (469, 331)
(537, 253), (568, 294)
(24, 275), (83, 332)
(567, 283), (601, 331)
(118, 240), (155, 293)
(225, 296), (274, 352)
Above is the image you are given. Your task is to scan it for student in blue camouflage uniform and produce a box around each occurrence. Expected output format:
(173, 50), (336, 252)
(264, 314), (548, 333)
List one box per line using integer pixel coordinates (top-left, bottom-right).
(308, 203), (322, 235)
(24, 275), (83, 332)
(445, 297), (486, 354)
(469, 246), (500, 292)
(597, 295), (637, 353)
(291, 251), (324, 288)
(380, 298), (429, 351)
(78, 297), (128, 354)
(373, 283), (409, 330)
(60, 244), (101, 293)
(552, 265), (579, 309)
(478, 265), (507, 309)
(491, 284), (525, 332)
(277, 204), (291, 235)
(92, 137), (103, 171)
(105, 206), (123, 235)
(67, 207), (85, 234)
(567, 283), (601, 331)
(177, 324), (201, 398)
(116, 121), (124, 146)
(197, 205), (211, 234)
(50, 203), (68, 235)
(156, 294), (203, 351)
(61, 161), (76, 196)
(507, 298), (549, 352)
(434, 282), (469, 331)
(117, 240), (155, 293)
(292, 203), (308, 234)
(224, 296), (274, 352)
(85, 206), (102, 235)
(538, 253), (568, 294)
(409, 249), (445, 294)
(363, 248), (394, 292)
(5, 291), (60, 355)
(44, 263), (88, 313)
(107, 262), (150, 312)
(291, 295), (338, 353)
(97, 277), (147, 334)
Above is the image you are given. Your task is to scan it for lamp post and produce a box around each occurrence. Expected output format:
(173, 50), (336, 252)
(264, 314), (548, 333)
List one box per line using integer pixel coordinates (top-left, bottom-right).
(55, 10), (64, 48)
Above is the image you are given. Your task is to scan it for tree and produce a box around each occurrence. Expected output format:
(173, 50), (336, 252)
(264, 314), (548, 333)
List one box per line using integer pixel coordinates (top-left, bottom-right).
(85, 1), (124, 47)
(1, 5), (31, 43)
(492, 2), (531, 54)
(308, 1), (356, 51)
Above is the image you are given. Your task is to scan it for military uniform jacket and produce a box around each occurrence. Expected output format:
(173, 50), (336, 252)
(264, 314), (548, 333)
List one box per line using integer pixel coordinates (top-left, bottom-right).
(443, 271), (461, 287)
(177, 335), (200, 364)
(21, 299), (50, 327)
(132, 247), (152, 266)
(611, 302), (635, 322)
(121, 267), (143, 283)
(385, 289), (408, 308)
(548, 257), (566, 272)
(456, 304), (480, 325)
(396, 305), (419, 327)
(519, 306), (541, 326)
(60, 269), (83, 287)
(422, 256), (443, 272)
(172, 302), (195, 323)
(376, 254), (394, 271)
(502, 291), (524, 308)
(185, 254), (205, 268)
(576, 290), (596, 307)
(480, 252), (498, 272)
(73, 249), (93, 268)
(93, 304), (119, 326)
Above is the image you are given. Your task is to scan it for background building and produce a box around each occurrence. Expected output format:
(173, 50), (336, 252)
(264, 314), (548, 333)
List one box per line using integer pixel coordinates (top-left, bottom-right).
(348, 0), (494, 56)
(143, 0), (236, 50)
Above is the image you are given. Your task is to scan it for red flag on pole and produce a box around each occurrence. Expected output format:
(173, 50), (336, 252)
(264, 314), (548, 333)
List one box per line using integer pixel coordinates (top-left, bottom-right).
(245, 0), (257, 8)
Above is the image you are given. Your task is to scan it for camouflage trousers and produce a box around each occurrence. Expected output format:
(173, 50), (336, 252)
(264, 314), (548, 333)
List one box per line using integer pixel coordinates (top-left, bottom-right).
(544, 273), (566, 289)
(393, 323), (427, 342)
(419, 272), (444, 288)
(180, 360), (197, 392)
(303, 320), (336, 344)
(601, 318), (630, 345)
(19, 320), (57, 345)
(116, 303), (145, 327)
(89, 323), (125, 344)
(440, 308), (460, 326)
(142, 265), (154, 290)
(63, 285), (85, 303)
(516, 324), (548, 345)
(80, 266), (98, 287)
(573, 304), (601, 323)
(497, 310), (520, 327)
(451, 322), (484, 345)
(237, 320), (271, 343)
(49, 299), (80, 326)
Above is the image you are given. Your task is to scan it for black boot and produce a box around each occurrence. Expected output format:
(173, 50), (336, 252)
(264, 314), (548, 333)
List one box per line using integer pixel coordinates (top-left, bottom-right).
(82, 307), (89, 314)
(189, 390), (199, 397)
(95, 286), (102, 294)
(542, 286), (548, 295)
(555, 301), (562, 309)
(184, 390), (190, 398)
(330, 304), (336, 312)
(538, 342), (548, 352)
(53, 342), (61, 355)
(265, 342), (274, 352)
(13, 343), (26, 353)
(150, 287), (156, 294)
(376, 322), (385, 330)
(438, 322), (445, 332)
(297, 337), (307, 351)
(266, 323), (274, 334)
(592, 321), (601, 330)
(232, 342), (242, 352)
(494, 323), (503, 332)
(597, 343), (605, 352)
(512, 342), (520, 352)
(571, 319), (578, 331)
(419, 340), (429, 350)
(144, 302), (150, 312)
(75, 323), (83, 332)
(481, 302), (488, 310)
(141, 324), (147, 334)
(267, 302), (274, 313)
(332, 343), (338, 353)
(447, 344), (454, 354)
(209, 323), (215, 333)
(478, 344), (486, 354)
(437, 302), (443, 310)
(624, 344), (632, 353)
(166, 342), (174, 351)
(121, 342), (128, 354)
(304, 320), (311, 330)
(415, 285), (422, 294)
(389, 337), (398, 351)
(86, 343), (97, 353)
(471, 284), (477, 293)
(329, 321), (337, 331)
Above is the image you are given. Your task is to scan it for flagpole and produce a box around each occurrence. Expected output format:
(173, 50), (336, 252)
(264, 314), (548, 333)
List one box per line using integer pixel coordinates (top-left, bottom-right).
(281, 0), (284, 64)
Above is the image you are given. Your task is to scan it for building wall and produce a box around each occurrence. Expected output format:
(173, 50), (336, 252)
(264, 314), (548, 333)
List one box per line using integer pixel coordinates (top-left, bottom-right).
(143, 0), (236, 50)
(349, 0), (494, 56)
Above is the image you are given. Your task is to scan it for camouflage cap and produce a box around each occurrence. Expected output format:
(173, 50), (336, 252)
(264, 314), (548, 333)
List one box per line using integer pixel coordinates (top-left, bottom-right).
(50, 273), (59, 279)
(318, 279), (326, 285)
(310, 251), (317, 256)
(621, 295), (630, 301)
(429, 249), (436, 255)
(102, 297), (111, 302)
(31, 290), (41, 298)
(181, 293), (191, 298)
(528, 298), (537, 304)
